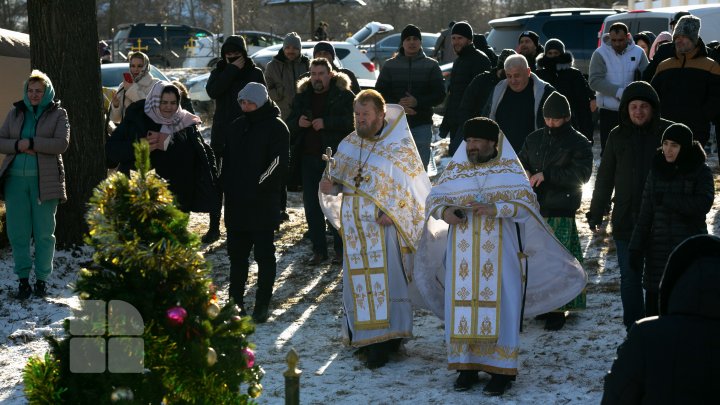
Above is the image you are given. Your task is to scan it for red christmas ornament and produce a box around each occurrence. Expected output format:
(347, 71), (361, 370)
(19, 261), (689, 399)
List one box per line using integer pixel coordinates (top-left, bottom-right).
(166, 306), (187, 327)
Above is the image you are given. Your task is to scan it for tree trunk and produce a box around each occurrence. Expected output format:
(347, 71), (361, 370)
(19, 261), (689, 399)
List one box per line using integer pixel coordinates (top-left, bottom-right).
(27, 0), (106, 246)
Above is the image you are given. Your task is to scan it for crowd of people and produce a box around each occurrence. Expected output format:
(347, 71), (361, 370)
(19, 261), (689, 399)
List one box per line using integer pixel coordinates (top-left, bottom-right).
(1, 9), (718, 401)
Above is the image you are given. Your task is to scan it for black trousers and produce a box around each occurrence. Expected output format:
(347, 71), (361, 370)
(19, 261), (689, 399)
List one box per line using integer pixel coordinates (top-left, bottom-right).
(227, 229), (277, 307)
(599, 108), (619, 156)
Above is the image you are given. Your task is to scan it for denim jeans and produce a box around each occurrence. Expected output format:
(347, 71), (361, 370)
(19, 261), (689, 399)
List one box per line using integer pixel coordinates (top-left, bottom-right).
(615, 239), (645, 330)
(301, 155), (342, 255)
(410, 124), (432, 170)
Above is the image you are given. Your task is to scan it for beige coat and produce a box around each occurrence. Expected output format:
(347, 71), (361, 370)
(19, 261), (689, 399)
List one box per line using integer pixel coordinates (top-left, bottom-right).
(264, 52), (309, 120)
(0, 101), (70, 202)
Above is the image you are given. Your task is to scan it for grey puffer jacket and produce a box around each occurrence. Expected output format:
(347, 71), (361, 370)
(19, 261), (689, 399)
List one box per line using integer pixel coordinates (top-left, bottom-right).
(0, 100), (70, 202)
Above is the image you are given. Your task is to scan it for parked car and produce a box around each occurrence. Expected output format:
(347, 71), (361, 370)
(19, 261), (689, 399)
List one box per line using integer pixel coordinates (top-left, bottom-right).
(183, 30), (284, 68)
(486, 8), (623, 75)
(601, 5), (720, 44)
(251, 41), (378, 80)
(361, 32), (440, 68)
(112, 23), (213, 68)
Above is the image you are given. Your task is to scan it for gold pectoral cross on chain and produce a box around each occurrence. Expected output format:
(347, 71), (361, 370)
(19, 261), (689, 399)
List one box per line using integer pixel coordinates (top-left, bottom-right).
(353, 168), (364, 188)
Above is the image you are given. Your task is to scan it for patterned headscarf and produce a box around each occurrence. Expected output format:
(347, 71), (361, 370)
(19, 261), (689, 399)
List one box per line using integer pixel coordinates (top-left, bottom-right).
(128, 51), (151, 82)
(144, 81), (201, 135)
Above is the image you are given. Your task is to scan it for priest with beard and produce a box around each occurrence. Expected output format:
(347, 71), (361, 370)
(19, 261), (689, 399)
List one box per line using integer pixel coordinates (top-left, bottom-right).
(420, 117), (586, 395)
(319, 89), (431, 369)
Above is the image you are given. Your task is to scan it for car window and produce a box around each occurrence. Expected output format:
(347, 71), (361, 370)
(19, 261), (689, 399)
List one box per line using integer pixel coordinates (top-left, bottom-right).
(487, 27), (525, 52)
(335, 48), (350, 60)
(543, 20), (584, 49)
(637, 18), (669, 35)
(422, 35), (438, 48)
(381, 35), (401, 49)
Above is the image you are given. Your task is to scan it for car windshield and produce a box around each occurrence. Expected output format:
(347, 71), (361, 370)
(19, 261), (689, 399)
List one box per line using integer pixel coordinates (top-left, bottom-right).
(101, 64), (169, 88)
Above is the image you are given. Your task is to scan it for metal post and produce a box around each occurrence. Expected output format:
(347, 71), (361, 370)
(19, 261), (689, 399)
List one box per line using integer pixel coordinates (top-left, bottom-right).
(223, 0), (234, 39)
(284, 348), (301, 405)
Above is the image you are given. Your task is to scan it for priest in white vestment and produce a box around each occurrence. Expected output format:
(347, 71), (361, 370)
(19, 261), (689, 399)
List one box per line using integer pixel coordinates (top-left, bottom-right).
(423, 117), (586, 394)
(319, 90), (431, 369)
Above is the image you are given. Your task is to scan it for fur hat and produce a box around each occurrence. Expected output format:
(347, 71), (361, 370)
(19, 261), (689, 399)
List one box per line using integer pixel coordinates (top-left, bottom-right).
(451, 22), (473, 41)
(283, 32), (302, 49)
(237, 82), (268, 108)
(313, 41), (336, 60)
(401, 24), (422, 42)
(671, 11), (691, 26)
(543, 92), (571, 119)
(544, 38), (565, 54)
(463, 117), (500, 142)
(518, 30), (540, 48)
(496, 48), (516, 69)
(662, 123), (693, 149)
(673, 15), (701, 44)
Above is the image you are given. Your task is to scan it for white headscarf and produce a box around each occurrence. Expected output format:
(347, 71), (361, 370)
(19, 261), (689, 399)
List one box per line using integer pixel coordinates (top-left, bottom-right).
(144, 81), (201, 135)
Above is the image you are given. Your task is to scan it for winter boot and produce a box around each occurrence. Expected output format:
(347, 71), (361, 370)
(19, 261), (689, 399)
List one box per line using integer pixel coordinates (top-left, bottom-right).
(202, 212), (221, 243)
(454, 370), (480, 391)
(34, 280), (48, 298)
(483, 373), (514, 396)
(16, 278), (33, 300)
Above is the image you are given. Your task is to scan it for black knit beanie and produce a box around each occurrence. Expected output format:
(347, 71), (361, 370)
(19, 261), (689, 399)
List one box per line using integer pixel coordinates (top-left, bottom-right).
(313, 41), (336, 59)
(463, 117), (500, 142)
(401, 24), (422, 42)
(518, 31), (540, 48)
(451, 22), (473, 40)
(662, 123), (693, 149)
(496, 48), (516, 69)
(544, 38), (565, 54)
(543, 92), (571, 119)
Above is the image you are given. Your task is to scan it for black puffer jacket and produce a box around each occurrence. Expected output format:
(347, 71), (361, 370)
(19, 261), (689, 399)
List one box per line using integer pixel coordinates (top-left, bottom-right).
(106, 100), (219, 213)
(587, 81), (673, 240)
(536, 52), (595, 141)
(375, 48), (446, 128)
(439, 44), (491, 137)
(206, 35), (266, 158)
(221, 101), (289, 232)
(629, 143), (714, 292)
(518, 121), (593, 217)
(602, 235), (720, 404)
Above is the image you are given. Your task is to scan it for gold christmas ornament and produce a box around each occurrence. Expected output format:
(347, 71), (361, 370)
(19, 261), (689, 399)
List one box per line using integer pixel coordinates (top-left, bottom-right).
(206, 302), (220, 319)
(207, 347), (218, 366)
(110, 387), (134, 402)
(248, 383), (263, 398)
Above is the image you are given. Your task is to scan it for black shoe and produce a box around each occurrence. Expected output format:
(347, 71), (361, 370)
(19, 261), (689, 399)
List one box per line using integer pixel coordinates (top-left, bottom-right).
(201, 228), (221, 244)
(34, 280), (48, 298)
(483, 373), (513, 396)
(544, 312), (567, 331)
(16, 278), (32, 300)
(365, 343), (389, 369)
(453, 370), (480, 391)
(306, 253), (328, 265)
(252, 304), (270, 324)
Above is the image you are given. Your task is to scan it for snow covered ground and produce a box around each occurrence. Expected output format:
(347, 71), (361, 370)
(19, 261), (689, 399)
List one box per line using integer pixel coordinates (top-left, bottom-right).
(1, 136), (718, 404)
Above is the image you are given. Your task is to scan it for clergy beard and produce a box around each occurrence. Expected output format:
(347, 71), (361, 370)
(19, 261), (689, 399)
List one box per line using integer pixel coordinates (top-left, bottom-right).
(356, 116), (384, 139)
(467, 148), (497, 164)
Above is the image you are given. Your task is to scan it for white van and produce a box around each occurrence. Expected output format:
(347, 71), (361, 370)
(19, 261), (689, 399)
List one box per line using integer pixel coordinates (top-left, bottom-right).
(601, 5), (720, 43)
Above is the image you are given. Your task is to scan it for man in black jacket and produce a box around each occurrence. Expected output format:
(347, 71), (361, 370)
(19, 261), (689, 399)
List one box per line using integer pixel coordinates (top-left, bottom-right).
(287, 58), (355, 265)
(586, 81), (673, 332)
(221, 83), (289, 323)
(439, 21), (492, 156)
(602, 235), (720, 404)
(376, 24), (446, 169)
(205, 35), (265, 243)
(518, 92), (593, 330)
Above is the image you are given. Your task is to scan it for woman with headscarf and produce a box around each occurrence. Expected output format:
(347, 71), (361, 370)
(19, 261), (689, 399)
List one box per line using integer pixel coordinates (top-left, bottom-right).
(628, 123), (714, 317)
(106, 81), (218, 213)
(0, 70), (70, 299)
(109, 51), (160, 124)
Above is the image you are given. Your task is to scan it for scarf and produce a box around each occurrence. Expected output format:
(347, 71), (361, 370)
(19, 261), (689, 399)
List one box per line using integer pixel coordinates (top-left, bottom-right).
(144, 81), (201, 137)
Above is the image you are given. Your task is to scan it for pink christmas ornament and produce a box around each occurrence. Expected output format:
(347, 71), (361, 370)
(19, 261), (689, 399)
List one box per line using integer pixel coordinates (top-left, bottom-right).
(166, 306), (187, 327)
(242, 347), (255, 368)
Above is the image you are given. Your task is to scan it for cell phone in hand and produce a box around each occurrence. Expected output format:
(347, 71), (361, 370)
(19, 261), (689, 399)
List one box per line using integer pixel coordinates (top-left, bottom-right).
(123, 72), (133, 83)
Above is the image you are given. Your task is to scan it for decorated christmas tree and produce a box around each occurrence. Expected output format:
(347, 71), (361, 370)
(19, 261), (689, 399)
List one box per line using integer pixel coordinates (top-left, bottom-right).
(23, 141), (263, 404)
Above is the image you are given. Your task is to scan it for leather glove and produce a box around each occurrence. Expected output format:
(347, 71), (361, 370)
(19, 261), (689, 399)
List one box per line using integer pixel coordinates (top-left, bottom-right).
(629, 249), (644, 272)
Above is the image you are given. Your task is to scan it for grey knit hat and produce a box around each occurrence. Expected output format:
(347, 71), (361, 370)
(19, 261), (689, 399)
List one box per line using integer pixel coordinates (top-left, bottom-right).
(237, 82), (268, 107)
(543, 92), (571, 119)
(673, 15), (701, 44)
(283, 32), (302, 49)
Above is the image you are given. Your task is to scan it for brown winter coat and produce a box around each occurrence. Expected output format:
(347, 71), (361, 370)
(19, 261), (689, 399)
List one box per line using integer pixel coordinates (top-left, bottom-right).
(264, 49), (310, 120)
(0, 100), (70, 202)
